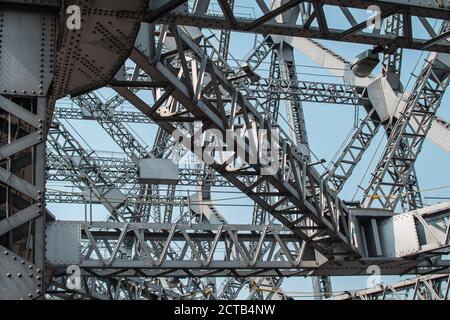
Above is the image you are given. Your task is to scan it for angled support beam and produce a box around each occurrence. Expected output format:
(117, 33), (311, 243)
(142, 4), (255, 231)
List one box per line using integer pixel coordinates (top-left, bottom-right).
(150, 0), (450, 52)
(246, 0), (302, 31)
(146, 0), (188, 23)
(363, 24), (450, 210)
(334, 274), (450, 300)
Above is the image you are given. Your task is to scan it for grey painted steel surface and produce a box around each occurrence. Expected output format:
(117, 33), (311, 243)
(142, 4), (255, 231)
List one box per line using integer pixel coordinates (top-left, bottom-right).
(41, 220), (432, 277)
(363, 24), (450, 211)
(0, 246), (43, 300)
(2, 0), (450, 300)
(151, 0), (450, 52)
(334, 274), (450, 300)
(52, 0), (149, 98)
(139, 158), (179, 185)
(0, 3), (57, 299)
(120, 27), (360, 261)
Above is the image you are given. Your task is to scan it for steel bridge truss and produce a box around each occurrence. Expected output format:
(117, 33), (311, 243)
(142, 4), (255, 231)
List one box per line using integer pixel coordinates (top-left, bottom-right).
(335, 274), (450, 300)
(151, 0), (450, 53)
(2, 0), (450, 300)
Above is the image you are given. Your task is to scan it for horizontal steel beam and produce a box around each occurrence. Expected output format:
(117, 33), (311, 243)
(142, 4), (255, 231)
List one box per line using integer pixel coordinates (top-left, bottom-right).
(46, 221), (321, 277)
(150, 0), (450, 53)
(47, 152), (230, 188)
(334, 274), (450, 300)
(124, 30), (360, 260)
(45, 220), (449, 277)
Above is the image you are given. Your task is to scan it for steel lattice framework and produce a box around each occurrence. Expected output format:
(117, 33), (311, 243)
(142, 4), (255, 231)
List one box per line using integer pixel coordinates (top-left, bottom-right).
(0, 0), (449, 300)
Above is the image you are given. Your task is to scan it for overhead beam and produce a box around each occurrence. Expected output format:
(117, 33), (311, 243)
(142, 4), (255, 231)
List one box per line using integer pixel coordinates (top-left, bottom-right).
(150, 0), (450, 53)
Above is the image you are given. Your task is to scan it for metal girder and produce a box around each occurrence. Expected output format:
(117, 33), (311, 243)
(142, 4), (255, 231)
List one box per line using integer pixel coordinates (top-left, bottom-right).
(354, 201), (450, 260)
(54, 106), (151, 124)
(401, 166), (424, 212)
(46, 220), (321, 277)
(51, 19), (288, 298)
(334, 274), (450, 300)
(363, 23), (450, 211)
(150, 0), (450, 53)
(109, 58), (369, 105)
(247, 277), (289, 300)
(53, 90), (227, 298)
(217, 277), (247, 300)
(52, 0), (149, 99)
(241, 36), (277, 73)
(427, 115), (450, 156)
(325, 109), (382, 194)
(379, 12), (423, 212)
(273, 20), (325, 296)
(72, 92), (150, 162)
(46, 196), (239, 300)
(47, 139), (217, 298)
(54, 80), (369, 116)
(245, 79), (370, 106)
(44, 207), (450, 276)
(252, 48), (282, 227)
(46, 152), (136, 187)
(48, 120), (182, 225)
(312, 275), (333, 300)
(0, 246), (43, 300)
(270, 18), (309, 295)
(122, 24), (450, 266)
(46, 197), (450, 276)
(45, 190), (188, 206)
(0, 5), (58, 298)
(381, 14), (404, 91)
(191, 192), (290, 300)
(46, 276), (183, 300)
(278, 44), (309, 151)
(119, 27), (360, 260)
(47, 153), (233, 188)
(216, 0), (235, 71)
(47, 120), (136, 221)
(147, 0), (188, 23)
(4, 0), (446, 300)
(70, 90), (158, 222)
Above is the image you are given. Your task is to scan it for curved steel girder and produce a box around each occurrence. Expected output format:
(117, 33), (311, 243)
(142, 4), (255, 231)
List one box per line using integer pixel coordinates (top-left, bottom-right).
(53, 0), (149, 99)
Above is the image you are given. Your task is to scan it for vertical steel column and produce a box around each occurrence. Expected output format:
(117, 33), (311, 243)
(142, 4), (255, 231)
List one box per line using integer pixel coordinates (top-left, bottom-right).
(0, 4), (58, 299)
(312, 275), (333, 300)
(363, 22), (450, 210)
(278, 44), (310, 155)
(216, 0), (234, 71)
(381, 14), (423, 211)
